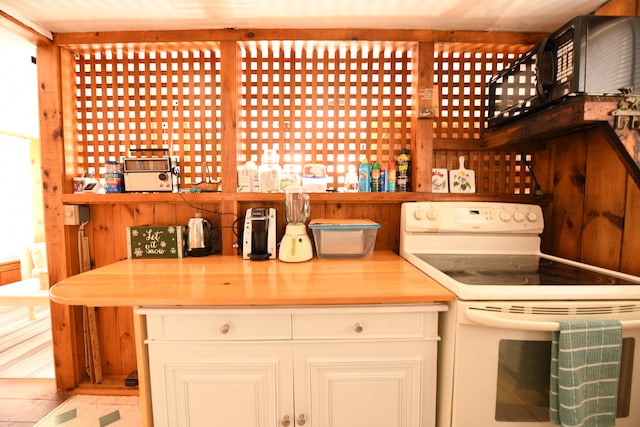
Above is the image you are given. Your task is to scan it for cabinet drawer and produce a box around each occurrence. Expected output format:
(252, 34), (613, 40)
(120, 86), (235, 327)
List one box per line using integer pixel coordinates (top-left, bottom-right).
(292, 311), (427, 339)
(146, 311), (291, 341)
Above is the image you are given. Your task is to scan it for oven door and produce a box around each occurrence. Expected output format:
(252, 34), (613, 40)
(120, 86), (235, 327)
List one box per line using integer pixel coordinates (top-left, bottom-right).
(442, 300), (640, 427)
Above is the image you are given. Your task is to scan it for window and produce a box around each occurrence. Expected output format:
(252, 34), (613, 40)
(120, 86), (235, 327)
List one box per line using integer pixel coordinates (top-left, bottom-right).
(0, 35), (38, 261)
(0, 134), (35, 261)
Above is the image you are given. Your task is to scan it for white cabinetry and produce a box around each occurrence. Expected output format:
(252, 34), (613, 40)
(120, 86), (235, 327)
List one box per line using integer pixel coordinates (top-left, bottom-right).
(140, 305), (445, 427)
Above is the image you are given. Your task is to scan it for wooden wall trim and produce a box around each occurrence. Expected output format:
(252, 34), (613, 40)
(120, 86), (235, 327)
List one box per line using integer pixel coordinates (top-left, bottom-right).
(0, 260), (21, 285)
(53, 28), (547, 47)
(0, 259), (20, 272)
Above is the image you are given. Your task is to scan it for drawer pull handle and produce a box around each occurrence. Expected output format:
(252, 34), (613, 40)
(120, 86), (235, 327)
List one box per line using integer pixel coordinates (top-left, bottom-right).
(219, 323), (230, 334)
(354, 322), (364, 333)
(281, 415), (291, 426)
(297, 414), (306, 425)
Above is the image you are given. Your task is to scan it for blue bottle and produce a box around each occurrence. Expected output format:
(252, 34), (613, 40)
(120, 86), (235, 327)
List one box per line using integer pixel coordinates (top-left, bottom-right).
(358, 158), (371, 192)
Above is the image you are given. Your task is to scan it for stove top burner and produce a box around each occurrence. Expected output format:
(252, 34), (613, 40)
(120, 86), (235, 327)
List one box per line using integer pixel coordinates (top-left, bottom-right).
(415, 254), (638, 286)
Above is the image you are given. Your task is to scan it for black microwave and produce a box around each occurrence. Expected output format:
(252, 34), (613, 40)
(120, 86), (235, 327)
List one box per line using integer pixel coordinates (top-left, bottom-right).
(488, 15), (640, 127)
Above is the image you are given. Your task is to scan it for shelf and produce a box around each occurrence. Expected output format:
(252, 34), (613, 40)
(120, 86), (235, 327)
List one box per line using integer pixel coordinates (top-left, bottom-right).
(482, 95), (622, 150)
(61, 191), (546, 205)
(482, 94), (640, 187)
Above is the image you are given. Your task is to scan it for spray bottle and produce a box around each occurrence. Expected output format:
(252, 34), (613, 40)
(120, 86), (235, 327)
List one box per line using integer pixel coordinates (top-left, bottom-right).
(370, 160), (380, 192)
(358, 157), (371, 192)
(379, 161), (388, 192)
(387, 161), (396, 192)
(397, 149), (411, 192)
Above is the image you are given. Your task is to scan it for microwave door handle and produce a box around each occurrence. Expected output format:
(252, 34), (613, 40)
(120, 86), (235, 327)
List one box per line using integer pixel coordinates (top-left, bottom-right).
(464, 308), (640, 332)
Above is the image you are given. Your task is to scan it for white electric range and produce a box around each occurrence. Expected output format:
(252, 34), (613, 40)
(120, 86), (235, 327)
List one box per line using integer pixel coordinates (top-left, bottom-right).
(399, 201), (640, 427)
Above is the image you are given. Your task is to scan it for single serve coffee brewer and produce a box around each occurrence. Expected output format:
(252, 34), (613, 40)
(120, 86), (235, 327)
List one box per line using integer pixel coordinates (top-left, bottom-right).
(242, 207), (276, 260)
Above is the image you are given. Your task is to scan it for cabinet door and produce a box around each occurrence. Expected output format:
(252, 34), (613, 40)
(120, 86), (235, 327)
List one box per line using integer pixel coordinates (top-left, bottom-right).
(148, 341), (293, 427)
(294, 341), (434, 427)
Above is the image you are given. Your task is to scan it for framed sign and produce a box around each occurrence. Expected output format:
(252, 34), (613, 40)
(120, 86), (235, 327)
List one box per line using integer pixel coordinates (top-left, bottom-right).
(127, 226), (184, 259)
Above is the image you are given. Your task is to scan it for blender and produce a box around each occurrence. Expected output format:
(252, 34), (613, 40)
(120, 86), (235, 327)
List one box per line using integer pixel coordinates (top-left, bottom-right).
(279, 185), (313, 262)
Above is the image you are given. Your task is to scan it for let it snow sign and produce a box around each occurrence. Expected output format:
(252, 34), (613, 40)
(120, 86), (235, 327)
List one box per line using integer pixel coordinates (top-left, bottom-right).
(127, 226), (184, 259)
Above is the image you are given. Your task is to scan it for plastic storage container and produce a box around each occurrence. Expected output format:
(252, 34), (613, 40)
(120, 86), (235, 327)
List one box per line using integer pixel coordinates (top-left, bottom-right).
(309, 219), (380, 258)
(302, 164), (327, 193)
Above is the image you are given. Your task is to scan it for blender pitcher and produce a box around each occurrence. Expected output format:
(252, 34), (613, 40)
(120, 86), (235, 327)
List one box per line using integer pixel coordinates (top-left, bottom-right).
(285, 185), (310, 224)
(279, 185), (313, 262)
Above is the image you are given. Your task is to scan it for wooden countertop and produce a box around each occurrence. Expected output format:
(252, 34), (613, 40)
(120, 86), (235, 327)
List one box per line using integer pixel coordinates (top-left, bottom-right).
(49, 251), (455, 306)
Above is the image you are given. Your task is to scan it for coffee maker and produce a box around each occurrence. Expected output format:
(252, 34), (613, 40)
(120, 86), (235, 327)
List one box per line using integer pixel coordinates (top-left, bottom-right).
(242, 207), (277, 260)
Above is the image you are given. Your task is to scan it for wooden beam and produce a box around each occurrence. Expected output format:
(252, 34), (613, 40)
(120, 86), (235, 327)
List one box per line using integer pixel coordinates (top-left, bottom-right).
(53, 28), (547, 48)
(219, 40), (240, 255)
(37, 43), (80, 391)
(412, 42), (435, 193)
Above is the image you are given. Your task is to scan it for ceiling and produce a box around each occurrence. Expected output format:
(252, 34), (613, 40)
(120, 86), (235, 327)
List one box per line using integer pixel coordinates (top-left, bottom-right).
(0, 0), (611, 41)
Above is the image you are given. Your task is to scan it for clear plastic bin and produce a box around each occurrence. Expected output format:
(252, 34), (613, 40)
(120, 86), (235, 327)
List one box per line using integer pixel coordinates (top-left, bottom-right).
(309, 219), (380, 258)
(302, 176), (328, 193)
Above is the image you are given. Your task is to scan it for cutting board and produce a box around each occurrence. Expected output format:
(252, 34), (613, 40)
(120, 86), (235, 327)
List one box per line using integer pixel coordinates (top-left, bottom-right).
(449, 156), (475, 193)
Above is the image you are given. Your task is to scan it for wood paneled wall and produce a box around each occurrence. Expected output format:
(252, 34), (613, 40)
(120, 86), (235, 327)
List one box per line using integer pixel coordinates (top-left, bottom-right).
(537, 127), (640, 276)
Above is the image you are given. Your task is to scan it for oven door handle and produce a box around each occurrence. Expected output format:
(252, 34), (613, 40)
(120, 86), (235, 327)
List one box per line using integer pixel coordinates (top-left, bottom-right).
(465, 308), (640, 331)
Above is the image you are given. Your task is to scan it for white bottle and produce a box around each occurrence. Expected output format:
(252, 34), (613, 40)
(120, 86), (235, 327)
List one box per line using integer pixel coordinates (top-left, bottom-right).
(259, 150), (281, 193)
(343, 164), (358, 192)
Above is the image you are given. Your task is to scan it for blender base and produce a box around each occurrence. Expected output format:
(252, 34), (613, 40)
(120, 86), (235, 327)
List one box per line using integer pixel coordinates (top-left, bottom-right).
(279, 224), (313, 262)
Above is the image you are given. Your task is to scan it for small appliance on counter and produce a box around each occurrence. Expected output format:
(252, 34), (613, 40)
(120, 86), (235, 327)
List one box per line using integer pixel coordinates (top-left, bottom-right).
(184, 212), (213, 257)
(279, 185), (313, 262)
(243, 207), (276, 260)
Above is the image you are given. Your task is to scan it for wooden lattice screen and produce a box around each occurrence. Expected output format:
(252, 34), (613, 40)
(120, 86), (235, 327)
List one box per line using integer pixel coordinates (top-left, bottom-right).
(433, 151), (536, 194)
(238, 41), (413, 188)
(432, 43), (535, 194)
(73, 43), (223, 185)
(72, 40), (536, 193)
(433, 43), (531, 141)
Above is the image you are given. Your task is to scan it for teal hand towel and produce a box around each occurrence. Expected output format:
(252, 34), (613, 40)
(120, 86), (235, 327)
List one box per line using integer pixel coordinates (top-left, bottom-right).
(550, 320), (622, 427)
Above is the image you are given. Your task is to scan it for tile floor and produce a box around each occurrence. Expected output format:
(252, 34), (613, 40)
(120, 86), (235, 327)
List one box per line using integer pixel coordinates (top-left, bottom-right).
(34, 394), (141, 427)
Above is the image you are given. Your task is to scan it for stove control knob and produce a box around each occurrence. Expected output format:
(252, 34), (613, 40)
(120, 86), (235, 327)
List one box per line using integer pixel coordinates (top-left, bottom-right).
(513, 211), (525, 222)
(527, 211), (539, 222)
(426, 209), (438, 221)
(499, 210), (512, 222)
(413, 209), (426, 220)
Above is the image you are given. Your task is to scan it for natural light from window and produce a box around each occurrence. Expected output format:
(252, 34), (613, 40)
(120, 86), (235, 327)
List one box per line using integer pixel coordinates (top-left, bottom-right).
(0, 32), (39, 261)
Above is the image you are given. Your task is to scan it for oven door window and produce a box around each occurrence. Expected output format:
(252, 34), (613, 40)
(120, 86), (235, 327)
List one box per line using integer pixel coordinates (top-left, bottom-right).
(495, 338), (634, 422)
